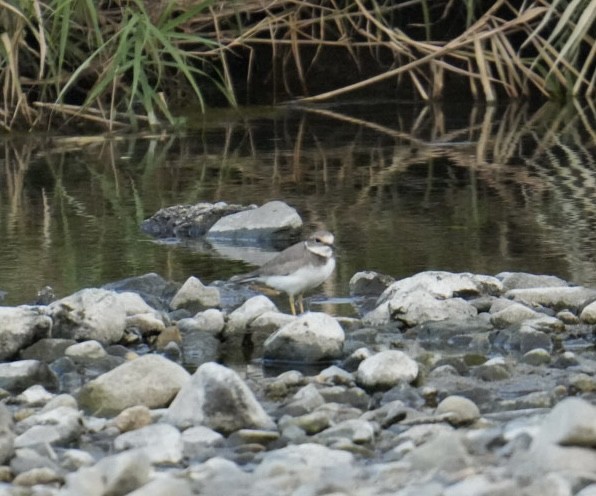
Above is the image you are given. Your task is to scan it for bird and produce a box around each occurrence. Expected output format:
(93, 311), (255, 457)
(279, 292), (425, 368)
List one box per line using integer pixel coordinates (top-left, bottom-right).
(231, 230), (336, 315)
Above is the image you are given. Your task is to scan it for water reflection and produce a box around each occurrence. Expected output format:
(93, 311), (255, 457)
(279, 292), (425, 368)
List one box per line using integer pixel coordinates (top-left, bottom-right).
(0, 100), (594, 308)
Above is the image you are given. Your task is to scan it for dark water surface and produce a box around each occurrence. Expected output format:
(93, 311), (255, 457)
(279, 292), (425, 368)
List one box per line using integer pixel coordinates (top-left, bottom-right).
(1, 100), (595, 310)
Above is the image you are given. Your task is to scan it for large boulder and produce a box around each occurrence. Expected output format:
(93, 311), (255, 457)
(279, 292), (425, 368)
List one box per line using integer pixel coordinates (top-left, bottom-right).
(49, 288), (127, 343)
(78, 355), (190, 416)
(163, 362), (275, 434)
(263, 312), (345, 363)
(206, 201), (302, 241)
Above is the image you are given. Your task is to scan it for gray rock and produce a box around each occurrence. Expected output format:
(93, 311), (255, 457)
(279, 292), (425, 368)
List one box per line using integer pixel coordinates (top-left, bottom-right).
(65, 340), (106, 360)
(12, 466), (62, 487)
(522, 348), (552, 366)
(518, 326), (552, 354)
(317, 418), (376, 444)
(263, 312), (345, 363)
(577, 485), (596, 496)
(114, 423), (183, 464)
(506, 286), (596, 311)
(224, 295), (279, 336)
(141, 201), (251, 238)
(349, 271), (395, 296)
(180, 330), (220, 370)
(253, 443), (354, 494)
(404, 431), (472, 472)
(103, 272), (179, 311)
(15, 406), (81, 448)
(0, 360), (58, 393)
(538, 397), (596, 446)
(163, 362), (275, 433)
(206, 200), (302, 241)
(443, 475), (518, 496)
(49, 288), (127, 343)
(60, 449), (151, 496)
(78, 355), (190, 416)
(435, 395), (480, 425)
(182, 426), (224, 458)
(20, 338), (76, 363)
(127, 478), (193, 496)
(497, 272), (569, 290)
(187, 457), (250, 496)
(489, 302), (542, 328)
(279, 383), (326, 416)
(0, 306), (53, 361)
(356, 350), (419, 390)
(0, 404), (14, 465)
(170, 276), (220, 313)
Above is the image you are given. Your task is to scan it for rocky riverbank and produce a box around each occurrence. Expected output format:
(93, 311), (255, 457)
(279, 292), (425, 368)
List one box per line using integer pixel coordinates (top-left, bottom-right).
(0, 269), (596, 495)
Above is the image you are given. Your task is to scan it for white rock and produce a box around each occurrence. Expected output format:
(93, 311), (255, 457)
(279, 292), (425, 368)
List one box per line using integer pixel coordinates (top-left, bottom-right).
(435, 395), (480, 425)
(356, 350), (419, 390)
(580, 300), (596, 324)
(114, 291), (160, 316)
(0, 360), (57, 392)
(497, 272), (569, 290)
(15, 385), (54, 406)
(15, 406), (81, 447)
(249, 310), (295, 333)
(182, 426), (224, 458)
(126, 477), (193, 496)
(537, 397), (596, 446)
(114, 423), (183, 464)
(125, 313), (166, 334)
(206, 200), (302, 239)
(78, 355), (190, 416)
(224, 295), (279, 336)
(263, 312), (344, 363)
(0, 306), (52, 360)
(65, 340), (106, 359)
(163, 362), (275, 433)
(49, 288), (127, 343)
(194, 308), (225, 335)
(318, 418), (376, 444)
(170, 276), (220, 312)
(506, 286), (596, 311)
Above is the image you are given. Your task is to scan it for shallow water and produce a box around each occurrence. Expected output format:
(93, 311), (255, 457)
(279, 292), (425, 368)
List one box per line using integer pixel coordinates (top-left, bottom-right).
(0, 100), (595, 312)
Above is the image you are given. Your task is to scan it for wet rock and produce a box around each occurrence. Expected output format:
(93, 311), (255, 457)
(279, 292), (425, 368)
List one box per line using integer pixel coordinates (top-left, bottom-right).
(78, 355), (190, 416)
(49, 288), (127, 343)
(20, 338), (75, 363)
(61, 449), (151, 496)
(518, 326), (552, 354)
(471, 357), (511, 382)
(224, 295), (279, 336)
(114, 423), (183, 464)
(506, 286), (596, 312)
(497, 272), (569, 290)
(406, 318), (492, 346)
(141, 201), (251, 238)
(205, 200), (302, 242)
(435, 395), (480, 425)
(356, 350), (419, 391)
(0, 360), (58, 393)
(349, 271), (395, 296)
(263, 312), (345, 363)
(179, 330), (220, 370)
(163, 362), (275, 433)
(170, 276), (220, 313)
(0, 306), (52, 360)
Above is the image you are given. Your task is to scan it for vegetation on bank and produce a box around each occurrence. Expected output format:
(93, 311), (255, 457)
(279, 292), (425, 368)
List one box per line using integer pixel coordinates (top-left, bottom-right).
(0, 0), (594, 130)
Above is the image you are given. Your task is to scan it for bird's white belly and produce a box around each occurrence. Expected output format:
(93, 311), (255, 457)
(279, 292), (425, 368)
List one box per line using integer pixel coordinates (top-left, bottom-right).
(261, 257), (335, 295)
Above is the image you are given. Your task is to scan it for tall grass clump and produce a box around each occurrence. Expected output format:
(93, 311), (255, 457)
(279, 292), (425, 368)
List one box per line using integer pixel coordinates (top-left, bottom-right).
(0, 0), (235, 130)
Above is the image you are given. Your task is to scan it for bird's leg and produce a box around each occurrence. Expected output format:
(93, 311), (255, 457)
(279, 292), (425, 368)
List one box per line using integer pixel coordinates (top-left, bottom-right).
(288, 294), (296, 316)
(298, 294), (305, 314)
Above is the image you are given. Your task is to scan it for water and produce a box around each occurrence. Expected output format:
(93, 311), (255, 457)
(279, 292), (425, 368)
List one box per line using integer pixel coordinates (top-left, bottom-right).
(0, 100), (595, 310)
